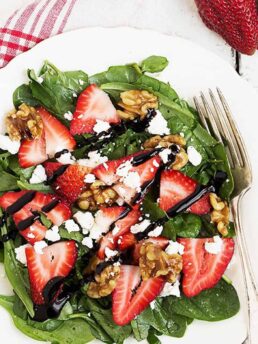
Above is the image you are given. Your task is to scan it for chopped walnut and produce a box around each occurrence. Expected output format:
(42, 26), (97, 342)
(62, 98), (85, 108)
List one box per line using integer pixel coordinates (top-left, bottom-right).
(139, 242), (182, 283)
(87, 264), (120, 298)
(77, 180), (118, 211)
(117, 90), (158, 120)
(5, 103), (43, 141)
(83, 255), (102, 276)
(172, 149), (188, 170)
(143, 134), (186, 149)
(210, 193), (230, 236)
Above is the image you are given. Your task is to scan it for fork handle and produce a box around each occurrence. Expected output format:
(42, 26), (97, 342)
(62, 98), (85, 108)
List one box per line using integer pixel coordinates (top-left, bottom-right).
(232, 193), (254, 344)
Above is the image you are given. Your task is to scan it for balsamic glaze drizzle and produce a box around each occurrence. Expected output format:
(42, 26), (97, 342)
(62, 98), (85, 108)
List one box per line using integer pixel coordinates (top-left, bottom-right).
(54, 149), (69, 159)
(41, 199), (60, 213)
(45, 164), (69, 184)
(6, 191), (36, 215)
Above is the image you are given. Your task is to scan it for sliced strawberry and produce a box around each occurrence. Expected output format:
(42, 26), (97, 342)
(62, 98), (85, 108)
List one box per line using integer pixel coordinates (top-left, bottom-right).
(159, 170), (211, 214)
(38, 107), (76, 158)
(44, 162), (91, 204)
(70, 84), (120, 135)
(112, 265), (165, 325)
(0, 191), (71, 243)
(178, 237), (235, 297)
(18, 134), (47, 168)
(97, 208), (141, 259)
(189, 193), (211, 215)
(26, 241), (77, 304)
(117, 232), (137, 251)
(133, 236), (169, 263)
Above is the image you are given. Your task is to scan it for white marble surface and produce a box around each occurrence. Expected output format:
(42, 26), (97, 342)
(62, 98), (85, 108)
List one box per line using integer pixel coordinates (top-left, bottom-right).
(0, 1), (258, 343)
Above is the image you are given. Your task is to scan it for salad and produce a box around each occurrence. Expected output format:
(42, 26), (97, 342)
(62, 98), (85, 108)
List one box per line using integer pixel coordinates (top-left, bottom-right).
(0, 55), (240, 344)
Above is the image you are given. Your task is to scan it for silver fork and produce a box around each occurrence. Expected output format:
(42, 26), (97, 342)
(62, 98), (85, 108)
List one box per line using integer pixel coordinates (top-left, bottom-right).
(193, 88), (253, 344)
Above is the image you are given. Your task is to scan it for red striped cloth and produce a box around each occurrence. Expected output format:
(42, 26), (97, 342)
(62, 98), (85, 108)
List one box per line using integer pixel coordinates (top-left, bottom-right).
(0, 0), (77, 68)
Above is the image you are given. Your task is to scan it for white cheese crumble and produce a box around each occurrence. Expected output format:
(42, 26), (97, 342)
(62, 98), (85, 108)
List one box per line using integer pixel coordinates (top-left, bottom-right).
(116, 161), (132, 178)
(27, 233), (35, 239)
(159, 148), (171, 164)
(150, 300), (156, 310)
(29, 165), (47, 184)
(73, 211), (94, 234)
(105, 247), (118, 259)
(37, 76), (44, 84)
(160, 280), (181, 297)
(93, 120), (111, 134)
(148, 225), (163, 237)
(78, 150), (108, 168)
(0, 134), (20, 154)
(187, 146), (202, 166)
(147, 110), (170, 135)
(205, 236), (223, 254)
(34, 241), (48, 255)
(64, 111), (73, 121)
(56, 151), (75, 165)
(130, 219), (151, 234)
(153, 159), (160, 168)
(89, 210), (111, 240)
(82, 237), (93, 248)
(165, 240), (185, 255)
(112, 225), (120, 236)
(116, 160), (141, 191)
(45, 225), (60, 242)
(15, 244), (29, 265)
(84, 173), (96, 184)
(65, 219), (80, 233)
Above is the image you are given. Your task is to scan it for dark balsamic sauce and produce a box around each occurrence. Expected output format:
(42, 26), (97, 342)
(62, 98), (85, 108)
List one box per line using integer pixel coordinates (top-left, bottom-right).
(16, 211), (40, 231)
(41, 199), (60, 213)
(6, 191), (36, 215)
(127, 108), (157, 133)
(45, 164), (69, 184)
(1, 230), (17, 242)
(54, 149), (69, 159)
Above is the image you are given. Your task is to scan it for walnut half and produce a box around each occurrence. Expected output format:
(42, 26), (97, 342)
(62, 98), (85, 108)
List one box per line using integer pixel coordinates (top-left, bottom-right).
(139, 242), (182, 283)
(6, 103), (43, 141)
(87, 264), (120, 298)
(210, 193), (230, 236)
(117, 90), (158, 120)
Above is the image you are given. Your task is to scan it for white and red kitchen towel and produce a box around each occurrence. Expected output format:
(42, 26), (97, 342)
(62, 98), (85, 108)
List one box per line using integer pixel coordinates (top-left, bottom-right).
(0, 0), (77, 68)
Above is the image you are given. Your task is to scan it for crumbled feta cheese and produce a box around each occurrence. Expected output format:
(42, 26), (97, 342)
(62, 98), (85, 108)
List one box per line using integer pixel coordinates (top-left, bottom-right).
(29, 165), (47, 184)
(205, 236), (223, 254)
(147, 110), (170, 135)
(82, 237), (94, 248)
(123, 171), (141, 190)
(113, 261), (121, 267)
(150, 300), (156, 310)
(65, 219), (80, 233)
(34, 241), (48, 254)
(130, 219), (151, 234)
(116, 197), (124, 206)
(112, 225), (120, 236)
(165, 240), (184, 255)
(64, 111), (73, 121)
(148, 225), (163, 237)
(105, 247), (118, 259)
(78, 151), (108, 168)
(160, 280), (181, 297)
(73, 211), (94, 234)
(159, 148), (171, 164)
(45, 225), (60, 242)
(153, 159), (160, 168)
(0, 134), (20, 154)
(180, 132), (185, 137)
(89, 210), (109, 240)
(187, 146), (202, 166)
(84, 173), (96, 184)
(93, 120), (111, 134)
(56, 151), (75, 165)
(116, 161), (133, 178)
(72, 92), (77, 97)
(27, 233), (35, 239)
(15, 244), (29, 265)
(37, 76), (44, 84)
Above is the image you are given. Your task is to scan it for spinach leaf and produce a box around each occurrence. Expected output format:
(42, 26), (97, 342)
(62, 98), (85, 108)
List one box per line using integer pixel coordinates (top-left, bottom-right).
(59, 227), (84, 242)
(131, 317), (150, 341)
(141, 55), (169, 73)
(82, 297), (132, 344)
(0, 170), (18, 191)
(8, 155), (34, 180)
(17, 180), (52, 192)
(169, 280), (240, 321)
(13, 84), (39, 108)
(0, 222), (34, 317)
(0, 295), (94, 344)
(169, 213), (202, 238)
(136, 298), (188, 338)
(147, 328), (161, 344)
(142, 198), (166, 221)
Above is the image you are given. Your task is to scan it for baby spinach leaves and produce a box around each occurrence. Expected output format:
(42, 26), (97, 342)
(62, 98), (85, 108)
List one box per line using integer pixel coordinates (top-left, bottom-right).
(140, 55), (169, 73)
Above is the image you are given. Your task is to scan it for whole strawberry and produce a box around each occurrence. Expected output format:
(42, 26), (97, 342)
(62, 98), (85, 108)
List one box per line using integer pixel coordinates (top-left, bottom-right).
(194, 0), (258, 55)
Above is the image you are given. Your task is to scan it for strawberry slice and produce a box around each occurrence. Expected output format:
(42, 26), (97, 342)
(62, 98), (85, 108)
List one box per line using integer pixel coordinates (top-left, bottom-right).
(18, 135), (47, 168)
(70, 84), (120, 135)
(178, 237), (235, 297)
(44, 162), (91, 204)
(112, 265), (165, 325)
(133, 236), (169, 263)
(26, 241), (77, 304)
(38, 107), (76, 158)
(159, 170), (211, 214)
(97, 208), (141, 259)
(117, 232), (137, 251)
(0, 191), (71, 244)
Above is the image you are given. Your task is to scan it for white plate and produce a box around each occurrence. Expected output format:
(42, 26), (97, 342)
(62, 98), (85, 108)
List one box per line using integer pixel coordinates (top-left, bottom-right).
(0, 27), (257, 344)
